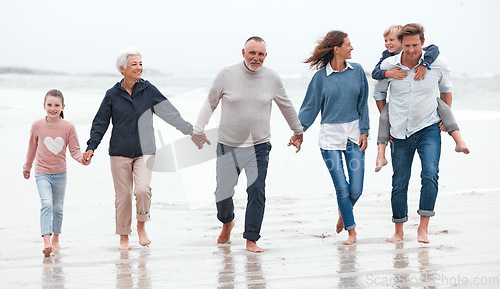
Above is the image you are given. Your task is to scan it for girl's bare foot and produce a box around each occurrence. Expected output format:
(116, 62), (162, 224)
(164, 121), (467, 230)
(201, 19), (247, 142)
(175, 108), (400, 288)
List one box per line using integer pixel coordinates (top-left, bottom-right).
(42, 246), (53, 257)
(375, 157), (388, 172)
(51, 234), (61, 250)
(342, 229), (357, 245)
(455, 142), (470, 154)
(137, 221), (151, 247)
(119, 235), (131, 250)
(336, 210), (344, 233)
(217, 221), (234, 244)
(246, 240), (264, 253)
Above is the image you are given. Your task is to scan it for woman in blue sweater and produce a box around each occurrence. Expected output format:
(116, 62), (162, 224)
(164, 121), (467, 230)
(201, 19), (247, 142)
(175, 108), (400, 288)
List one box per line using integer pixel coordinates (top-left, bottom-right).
(298, 30), (369, 245)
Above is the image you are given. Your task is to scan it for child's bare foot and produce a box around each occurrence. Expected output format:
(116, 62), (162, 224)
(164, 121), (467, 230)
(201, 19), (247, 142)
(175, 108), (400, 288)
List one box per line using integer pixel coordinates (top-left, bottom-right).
(336, 210), (344, 233)
(119, 235), (131, 250)
(137, 221), (151, 247)
(342, 229), (357, 245)
(217, 221), (234, 244)
(246, 240), (264, 253)
(43, 246), (53, 257)
(51, 234), (61, 250)
(375, 157), (388, 172)
(455, 142), (470, 154)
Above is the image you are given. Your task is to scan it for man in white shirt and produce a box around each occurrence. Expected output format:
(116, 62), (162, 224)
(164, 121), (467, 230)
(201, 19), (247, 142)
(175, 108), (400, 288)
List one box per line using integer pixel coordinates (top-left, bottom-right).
(191, 36), (303, 252)
(373, 23), (453, 244)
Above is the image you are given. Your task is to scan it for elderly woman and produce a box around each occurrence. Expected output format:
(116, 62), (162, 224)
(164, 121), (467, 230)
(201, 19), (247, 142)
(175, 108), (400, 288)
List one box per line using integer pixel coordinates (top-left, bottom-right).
(84, 47), (195, 250)
(298, 31), (369, 245)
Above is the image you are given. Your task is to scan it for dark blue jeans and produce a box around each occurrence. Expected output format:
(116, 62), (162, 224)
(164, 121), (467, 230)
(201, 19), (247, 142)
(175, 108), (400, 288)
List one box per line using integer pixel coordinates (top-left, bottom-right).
(215, 142), (271, 241)
(390, 123), (441, 223)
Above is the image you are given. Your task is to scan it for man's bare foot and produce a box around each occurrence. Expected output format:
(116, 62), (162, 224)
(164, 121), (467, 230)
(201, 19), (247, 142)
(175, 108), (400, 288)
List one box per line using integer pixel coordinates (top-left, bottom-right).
(375, 157), (388, 172)
(51, 234), (61, 250)
(455, 142), (470, 154)
(417, 225), (430, 243)
(246, 240), (264, 253)
(137, 221), (151, 247)
(217, 221), (234, 244)
(387, 223), (404, 243)
(417, 216), (430, 243)
(342, 229), (356, 245)
(386, 233), (404, 243)
(119, 235), (131, 250)
(42, 246), (53, 257)
(336, 210), (344, 233)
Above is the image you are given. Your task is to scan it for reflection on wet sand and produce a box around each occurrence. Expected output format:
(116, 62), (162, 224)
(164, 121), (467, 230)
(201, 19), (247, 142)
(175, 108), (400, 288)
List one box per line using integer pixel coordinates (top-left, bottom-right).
(217, 246), (235, 289)
(392, 242), (410, 288)
(42, 253), (65, 289)
(418, 247), (438, 288)
(337, 244), (361, 288)
(245, 253), (265, 288)
(216, 245), (266, 288)
(115, 249), (151, 289)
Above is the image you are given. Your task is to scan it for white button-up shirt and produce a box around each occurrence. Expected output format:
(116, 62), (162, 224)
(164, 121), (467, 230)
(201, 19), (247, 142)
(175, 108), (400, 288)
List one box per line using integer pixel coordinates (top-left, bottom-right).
(319, 61), (361, 150)
(373, 53), (453, 139)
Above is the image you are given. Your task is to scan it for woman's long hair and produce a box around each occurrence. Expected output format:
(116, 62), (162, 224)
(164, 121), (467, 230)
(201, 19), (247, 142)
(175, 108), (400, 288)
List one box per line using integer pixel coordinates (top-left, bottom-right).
(305, 30), (348, 70)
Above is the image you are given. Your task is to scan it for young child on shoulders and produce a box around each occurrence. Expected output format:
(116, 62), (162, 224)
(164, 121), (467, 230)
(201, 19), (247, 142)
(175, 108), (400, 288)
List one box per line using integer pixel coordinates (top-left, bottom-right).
(372, 25), (469, 172)
(23, 89), (87, 257)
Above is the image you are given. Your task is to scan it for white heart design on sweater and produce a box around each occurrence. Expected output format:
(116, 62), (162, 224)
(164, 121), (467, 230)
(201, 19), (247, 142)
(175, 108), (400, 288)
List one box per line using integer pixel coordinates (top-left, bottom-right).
(44, 137), (65, 155)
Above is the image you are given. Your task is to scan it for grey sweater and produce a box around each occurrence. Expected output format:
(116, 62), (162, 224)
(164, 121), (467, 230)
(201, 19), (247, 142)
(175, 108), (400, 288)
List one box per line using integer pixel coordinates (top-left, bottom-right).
(194, 62), (303, 147)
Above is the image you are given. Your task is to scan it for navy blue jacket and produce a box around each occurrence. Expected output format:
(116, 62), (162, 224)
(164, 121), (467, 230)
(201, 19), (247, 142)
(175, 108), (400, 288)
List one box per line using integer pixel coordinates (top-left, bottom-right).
(86, 79), (193, 158)
(371, 44), (440, 80)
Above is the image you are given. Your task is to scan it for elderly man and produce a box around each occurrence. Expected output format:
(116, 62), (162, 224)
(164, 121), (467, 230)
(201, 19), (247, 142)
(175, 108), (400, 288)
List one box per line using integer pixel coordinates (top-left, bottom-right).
(373, 24), (453, 244)
(192, 36), (303, 252)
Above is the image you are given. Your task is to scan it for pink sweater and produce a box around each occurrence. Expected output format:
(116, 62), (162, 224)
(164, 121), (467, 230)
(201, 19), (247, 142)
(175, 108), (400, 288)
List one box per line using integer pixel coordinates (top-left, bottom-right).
(23, 118), (83, 174)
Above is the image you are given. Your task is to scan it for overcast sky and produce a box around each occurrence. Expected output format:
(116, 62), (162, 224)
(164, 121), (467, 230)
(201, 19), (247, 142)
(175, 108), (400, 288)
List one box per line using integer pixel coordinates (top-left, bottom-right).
(1, 0), (498, 77)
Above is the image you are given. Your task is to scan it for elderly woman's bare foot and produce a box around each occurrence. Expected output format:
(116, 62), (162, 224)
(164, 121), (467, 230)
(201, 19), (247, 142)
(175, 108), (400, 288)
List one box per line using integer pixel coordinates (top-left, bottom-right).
(217, 221), (234, 244)
(119, 235), (131, 250)
(137, 221), (151, 247)
(246, 240), (264, 253)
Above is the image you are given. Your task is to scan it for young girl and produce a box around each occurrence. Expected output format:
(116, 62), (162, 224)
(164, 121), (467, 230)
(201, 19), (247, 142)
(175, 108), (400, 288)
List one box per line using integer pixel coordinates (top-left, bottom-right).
(23, 89), (85, 257)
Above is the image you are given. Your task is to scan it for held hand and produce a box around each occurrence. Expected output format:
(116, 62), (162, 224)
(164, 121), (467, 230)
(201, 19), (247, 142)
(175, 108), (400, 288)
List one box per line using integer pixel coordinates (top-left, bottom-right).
(439, 121), (447, 132)
(191, 133), (211, 149)
(83, 150), (94, 165)
(358, 134), (368, 152)
(387, 67), (408, 80)
(414, 65), (428, 81)
(288, 134), (303, 153)
(23, 170), (30, 180)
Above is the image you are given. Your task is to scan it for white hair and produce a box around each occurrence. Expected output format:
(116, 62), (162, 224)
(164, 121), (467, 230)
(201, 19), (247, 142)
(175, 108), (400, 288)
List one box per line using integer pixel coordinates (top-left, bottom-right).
(116, 46), (142, 74)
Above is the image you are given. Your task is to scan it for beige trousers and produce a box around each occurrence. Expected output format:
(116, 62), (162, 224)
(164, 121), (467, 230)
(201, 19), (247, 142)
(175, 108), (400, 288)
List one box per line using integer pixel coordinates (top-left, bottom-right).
(110, 155), (154, 235)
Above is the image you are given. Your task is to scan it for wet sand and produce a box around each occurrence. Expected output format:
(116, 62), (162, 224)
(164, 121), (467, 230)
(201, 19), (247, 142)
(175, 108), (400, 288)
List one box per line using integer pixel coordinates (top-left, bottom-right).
(1, 95), (500, 288)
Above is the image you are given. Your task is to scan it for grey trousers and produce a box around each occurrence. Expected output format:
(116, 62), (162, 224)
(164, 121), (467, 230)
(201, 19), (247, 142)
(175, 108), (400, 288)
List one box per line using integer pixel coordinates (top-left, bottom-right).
(377, 97), (460, 144)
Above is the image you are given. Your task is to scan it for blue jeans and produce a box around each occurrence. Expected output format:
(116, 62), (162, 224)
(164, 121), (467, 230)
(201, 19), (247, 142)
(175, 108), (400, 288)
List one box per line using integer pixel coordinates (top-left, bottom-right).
(215, 142), (271, 241)
(35, 172), (67, 236)
(321, 141), (365, 230)
(390, 123), (441, 223)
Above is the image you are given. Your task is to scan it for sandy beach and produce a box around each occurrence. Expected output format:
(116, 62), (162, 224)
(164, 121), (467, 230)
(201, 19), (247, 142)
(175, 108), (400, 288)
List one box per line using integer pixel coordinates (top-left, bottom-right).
(1, 84), (500, 288)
